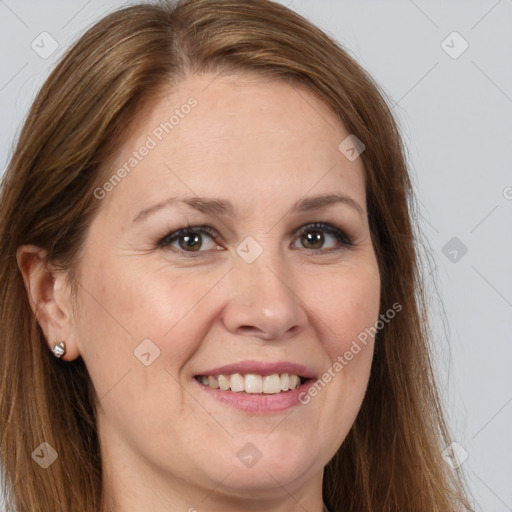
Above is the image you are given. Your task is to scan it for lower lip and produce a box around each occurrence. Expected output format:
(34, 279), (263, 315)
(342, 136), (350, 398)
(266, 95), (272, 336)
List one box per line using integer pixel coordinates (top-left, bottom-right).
(193, 378), (315, 413)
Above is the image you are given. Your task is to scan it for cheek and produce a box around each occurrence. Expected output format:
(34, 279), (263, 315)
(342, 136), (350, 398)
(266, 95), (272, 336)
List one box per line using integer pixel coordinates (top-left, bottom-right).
(290, 259), (380, 459)
(305, 260), (381, 358)
(73, 253), (227, 378)
(73, 254), (211, 443)
(303, 259), (380, 409)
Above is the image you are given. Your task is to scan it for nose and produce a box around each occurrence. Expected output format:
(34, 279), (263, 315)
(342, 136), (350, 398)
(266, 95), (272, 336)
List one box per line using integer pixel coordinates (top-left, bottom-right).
(221, 249), (308, 341)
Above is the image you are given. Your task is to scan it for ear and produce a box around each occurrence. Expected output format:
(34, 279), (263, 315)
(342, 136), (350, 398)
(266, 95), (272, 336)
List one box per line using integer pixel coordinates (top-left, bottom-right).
(16, 245), (81, 361)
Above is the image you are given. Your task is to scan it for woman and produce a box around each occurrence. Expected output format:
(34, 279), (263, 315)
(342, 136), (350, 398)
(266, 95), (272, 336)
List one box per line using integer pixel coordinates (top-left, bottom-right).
(0, 0), (474, 511)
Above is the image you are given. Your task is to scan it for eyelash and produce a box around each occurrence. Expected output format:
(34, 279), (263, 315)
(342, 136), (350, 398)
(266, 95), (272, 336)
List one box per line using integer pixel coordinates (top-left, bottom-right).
(156, 222), (353, 258)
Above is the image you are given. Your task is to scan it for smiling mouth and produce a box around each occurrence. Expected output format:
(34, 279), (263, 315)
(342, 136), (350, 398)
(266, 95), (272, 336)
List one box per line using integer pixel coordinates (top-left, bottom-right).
(194, 373), (308, 394)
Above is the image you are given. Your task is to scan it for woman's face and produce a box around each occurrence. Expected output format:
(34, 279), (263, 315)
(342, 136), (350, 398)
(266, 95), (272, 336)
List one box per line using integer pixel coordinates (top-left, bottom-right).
(69, 73), (381, 506)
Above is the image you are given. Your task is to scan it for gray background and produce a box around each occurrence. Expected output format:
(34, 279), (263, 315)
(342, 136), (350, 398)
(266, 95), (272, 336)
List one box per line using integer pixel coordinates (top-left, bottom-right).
(1, 1), (511, 510)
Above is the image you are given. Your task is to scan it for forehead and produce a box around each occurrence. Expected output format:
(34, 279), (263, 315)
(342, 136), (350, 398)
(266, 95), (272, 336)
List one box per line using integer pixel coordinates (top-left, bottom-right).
(96, 73), (367, 220)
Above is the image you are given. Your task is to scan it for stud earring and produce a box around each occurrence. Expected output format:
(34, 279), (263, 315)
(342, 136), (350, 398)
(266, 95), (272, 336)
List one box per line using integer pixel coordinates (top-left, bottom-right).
(51, 341), (66, 358)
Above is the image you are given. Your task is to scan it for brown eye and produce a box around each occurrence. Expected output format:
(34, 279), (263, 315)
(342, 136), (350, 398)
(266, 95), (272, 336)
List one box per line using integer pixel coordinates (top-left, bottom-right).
(179, 232), (203, 252)
(158, 225), (219, 255)
(294, 223), (352, 253)
(300, 230), (325, 250)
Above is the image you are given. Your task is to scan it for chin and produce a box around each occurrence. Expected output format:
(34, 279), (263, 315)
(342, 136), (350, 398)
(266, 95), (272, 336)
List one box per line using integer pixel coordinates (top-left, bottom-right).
(208, 461), (319, 500)
(201, 439), (324, 497)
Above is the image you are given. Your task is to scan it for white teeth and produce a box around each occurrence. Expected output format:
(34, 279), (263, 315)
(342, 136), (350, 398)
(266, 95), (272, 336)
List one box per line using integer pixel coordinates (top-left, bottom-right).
(197, 372), (304, 394)
(218, 374), (230, 391)
(230, 373), (244, 393)
(289, 374), (300, 390)
(208, 375), (219, 389)
(263, 374), (281, 394)
(281, 373), (290, 391)
(245, 374), (263, 394)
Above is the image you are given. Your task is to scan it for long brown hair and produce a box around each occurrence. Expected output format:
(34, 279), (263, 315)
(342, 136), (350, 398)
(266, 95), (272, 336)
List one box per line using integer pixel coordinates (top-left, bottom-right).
(0, 1), (474, 510)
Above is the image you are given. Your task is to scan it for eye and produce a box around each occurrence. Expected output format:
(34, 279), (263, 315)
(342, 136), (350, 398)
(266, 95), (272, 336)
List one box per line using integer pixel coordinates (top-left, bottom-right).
(157, 222), (353, 257)
(292, 222), (353, 253)
(157, 225), (219, 255)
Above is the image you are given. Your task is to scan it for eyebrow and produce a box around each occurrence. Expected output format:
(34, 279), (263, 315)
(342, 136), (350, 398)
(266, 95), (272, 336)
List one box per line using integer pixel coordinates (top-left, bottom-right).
(132, 192), (365, 223)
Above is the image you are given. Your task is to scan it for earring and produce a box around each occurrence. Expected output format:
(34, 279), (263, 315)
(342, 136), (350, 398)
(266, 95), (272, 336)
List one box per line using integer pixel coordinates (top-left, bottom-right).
(51, 341), (66, 358)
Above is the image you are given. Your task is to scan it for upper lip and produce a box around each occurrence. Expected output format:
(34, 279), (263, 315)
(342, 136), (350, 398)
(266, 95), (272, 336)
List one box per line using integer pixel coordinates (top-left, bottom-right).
(195, 360), (317, 379)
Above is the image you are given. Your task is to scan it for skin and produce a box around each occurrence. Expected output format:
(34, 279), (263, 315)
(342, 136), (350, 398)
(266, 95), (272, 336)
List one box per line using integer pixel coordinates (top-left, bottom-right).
(17, 73), (381, 512)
